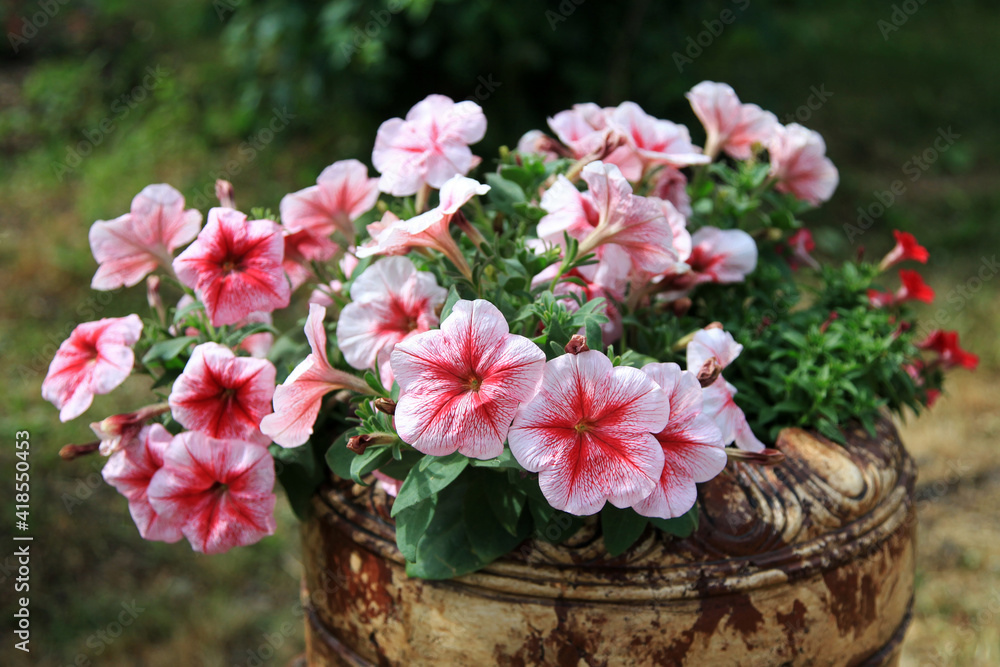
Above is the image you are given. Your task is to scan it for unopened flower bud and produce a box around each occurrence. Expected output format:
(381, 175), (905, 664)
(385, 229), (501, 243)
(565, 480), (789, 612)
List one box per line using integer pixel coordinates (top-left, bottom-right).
(705, 321), (724, 331)
(215, 179), (236, 209)
(696, 358), (722, 388)
(59, 441), (101, 461)
(90, 402), (170, 456)
(564, 334), (590, 355)
(374, 397), (397, 415)
(147, 275), (166, 323)
(670, 298), (692, 317)
(346, 433), (396, 455)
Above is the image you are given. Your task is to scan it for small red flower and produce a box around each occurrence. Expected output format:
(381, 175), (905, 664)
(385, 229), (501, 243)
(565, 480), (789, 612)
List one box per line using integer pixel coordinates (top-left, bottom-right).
(786, 229), (820, 270)
(868, 269), (935, 307)
(917, 330), (979, 371)
(173, 208), (291, 326)
(879, 230), (929, 270)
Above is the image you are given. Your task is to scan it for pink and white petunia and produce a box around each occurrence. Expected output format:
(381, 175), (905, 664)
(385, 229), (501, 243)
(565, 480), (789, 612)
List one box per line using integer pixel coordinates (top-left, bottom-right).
(89, 184), (202, 290)
(632, 363), (727, 519)
(168, 343), (276, 446)
(686, 81), (779, 160)
(102, 424), (185, 543)
(539, 162), (678, 276)
(660, 227), (757, 298)
(260, 304), (373, 448)
(686, 328), (765, 452)
(649, 167), (693, 218)
(785, 229), (820, 270)
(373, 95), (487, 196)
(356, 175), (489, 276)
(390, 299), (546, 460)
(147, 432), (277, 554)
(701, 380), (766, 452)
(508, 350), (669, 515)
(281, 228), (340, 291)
(173, 208), (291, 326)
(280, 159), (379, 243)
(687, 328), (744, 374)
(547, 103), (613, 159)
(42, 315), (143, 422)
(768, 123), (839, 205)
(607, 102), (711, 174)
(336, 256), (446, 378)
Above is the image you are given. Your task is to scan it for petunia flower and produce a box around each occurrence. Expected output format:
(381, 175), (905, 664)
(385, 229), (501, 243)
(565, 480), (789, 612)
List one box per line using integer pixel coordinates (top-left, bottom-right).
(507, 350), (669, 515)
(768, 123), (839, 205)
(631, 363), (727, 519)
(281, 228), (340, 291)
(168, 342), (277, 446)
(173, 208), (291, 327)
(356, 175), (489, 277)
(547, 103), (614, 159)
(539, 162), (678, 277)
(649, 167), (693, 218)
(685, 81), (779, 160)
(89, 184), (202, 290)
(390, 299), (546, 460)
(372, 95), (487, 196)
(786, 229), (820, 270)
(336, 256), (447, 382)
(879, 230), (929, 270)
(917, 330), (979, 371)
(686, 328), (765, 452)
(659, 227), (757, 299)
(102, 424), (184, 543)
(868, 269), (935, 307)
(147, 432), (277, 554)
(42, 315), (144, 422)
(280, 159), (379, 243)
(259, 304), (374, 448)
(606, 102), (710, 175)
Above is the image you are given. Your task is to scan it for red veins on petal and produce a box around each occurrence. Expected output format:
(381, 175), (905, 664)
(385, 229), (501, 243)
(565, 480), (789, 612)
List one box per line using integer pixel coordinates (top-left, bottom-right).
(508, 350), (669, 516)
(172, 207), (291, 327)
(168, 342), (277, 446)
(42, 314), (143, 422)
(391, 299), (546, 460)
(147, 432), (277, 555)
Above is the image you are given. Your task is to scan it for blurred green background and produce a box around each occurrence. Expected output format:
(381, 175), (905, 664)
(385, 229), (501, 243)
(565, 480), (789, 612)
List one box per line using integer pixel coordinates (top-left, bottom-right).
(1, 0), (998, 665)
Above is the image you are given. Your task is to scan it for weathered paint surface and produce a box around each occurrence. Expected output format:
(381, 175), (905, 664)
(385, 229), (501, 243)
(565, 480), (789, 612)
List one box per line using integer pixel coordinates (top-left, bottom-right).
(300, 419), (915, 666)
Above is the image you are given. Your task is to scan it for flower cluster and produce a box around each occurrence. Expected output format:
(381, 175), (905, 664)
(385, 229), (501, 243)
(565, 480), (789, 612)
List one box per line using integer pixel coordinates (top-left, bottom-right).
(47, 85), (974, 573)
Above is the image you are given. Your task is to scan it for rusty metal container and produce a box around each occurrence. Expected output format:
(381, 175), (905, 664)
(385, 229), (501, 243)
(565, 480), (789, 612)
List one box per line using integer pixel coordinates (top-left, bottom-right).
(299, 419), (916, 666)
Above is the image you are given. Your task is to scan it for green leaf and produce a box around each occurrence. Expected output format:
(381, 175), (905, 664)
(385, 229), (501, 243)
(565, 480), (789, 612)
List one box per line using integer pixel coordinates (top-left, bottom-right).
(394, 495), (437, 562)
(391, 452), (469, 517)
(649, 505), (700, 538)
(405, 478), (487, 579)
(463, 477), (532, 560)
(325, 432), (355, 480)
(439, 286), (461, 322)
(142, 336), (197, 364)
(270, 443), (324, 520)
(485, 173), (526, 215)
(349, 446), (393, 484)
(600, 506), (649, 557)
(482, 472), (528, 537)
(467, 447), (524, 470)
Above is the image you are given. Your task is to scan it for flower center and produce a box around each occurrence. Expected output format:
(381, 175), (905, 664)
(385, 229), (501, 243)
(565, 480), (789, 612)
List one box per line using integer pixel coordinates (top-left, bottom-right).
(221, 259), (239, 273)
(574, 421), (592, 434)
(209, 481), (229, 495)
(466, 375), (483, 392)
